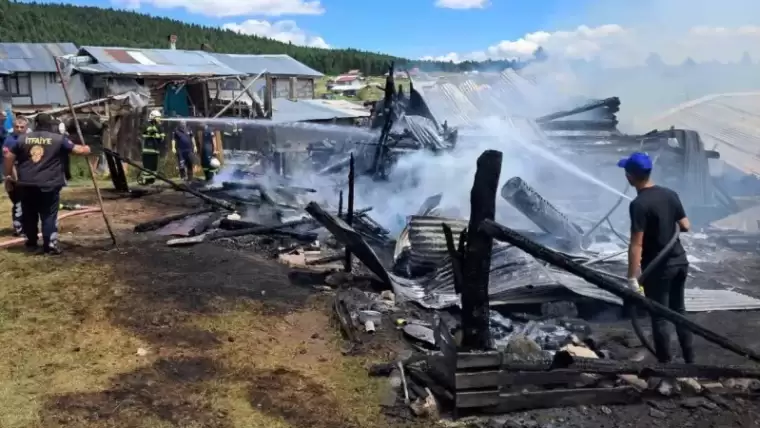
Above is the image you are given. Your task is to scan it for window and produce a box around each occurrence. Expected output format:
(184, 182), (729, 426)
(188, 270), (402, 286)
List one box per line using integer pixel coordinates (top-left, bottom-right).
(219, 79), (242, 90)
(48, 73), (61, 84)
(8, 73), (31, 96)
(0, 76), (6, 91)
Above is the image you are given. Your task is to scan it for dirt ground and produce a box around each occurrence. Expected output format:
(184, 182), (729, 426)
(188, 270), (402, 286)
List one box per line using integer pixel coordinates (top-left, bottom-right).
(0, 186), (418, 428)
(2, 184), (760, 428)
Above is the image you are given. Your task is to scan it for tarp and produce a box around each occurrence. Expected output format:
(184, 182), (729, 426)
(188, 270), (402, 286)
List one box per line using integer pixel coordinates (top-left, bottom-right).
(163, 84), (190, 117)
(3, 108), (12, 131)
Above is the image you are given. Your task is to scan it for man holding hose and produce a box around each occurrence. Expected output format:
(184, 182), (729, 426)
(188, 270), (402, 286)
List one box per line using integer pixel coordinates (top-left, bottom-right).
(619, 152), (694, 369)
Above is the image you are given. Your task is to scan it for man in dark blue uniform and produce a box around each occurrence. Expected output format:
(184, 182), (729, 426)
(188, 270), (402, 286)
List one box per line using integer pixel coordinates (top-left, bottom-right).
(172, 121), (196, 181)
(200, 124), (218, 181)
(3, 114), (91, 254)
(3, 117), (28, 236)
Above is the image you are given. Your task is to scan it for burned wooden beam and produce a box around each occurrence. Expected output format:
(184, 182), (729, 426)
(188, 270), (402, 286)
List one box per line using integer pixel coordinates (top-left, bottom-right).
(306, 253), (344, 266)
(134, 207), (215, 233)
(479, 218), (760, 364)
(305, 202), (391, 289)
(211, 217), (317, 241)
(104, 148), (236, 211)
(535, 97), (620, 123)
(457, 386), (640, 412)
(345, 153), (355, 273)
(461, 150), (502, 350)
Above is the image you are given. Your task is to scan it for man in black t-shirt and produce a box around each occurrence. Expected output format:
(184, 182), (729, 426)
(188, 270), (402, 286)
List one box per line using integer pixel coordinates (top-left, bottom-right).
(618, 152), (694, 366)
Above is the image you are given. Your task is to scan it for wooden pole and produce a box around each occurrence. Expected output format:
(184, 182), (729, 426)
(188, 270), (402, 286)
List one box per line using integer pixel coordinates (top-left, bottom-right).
(461, 149), (502, 350)
(55, 57), (117, 247)
(344, 153), (355, 272)
(213, 71), (265, 119)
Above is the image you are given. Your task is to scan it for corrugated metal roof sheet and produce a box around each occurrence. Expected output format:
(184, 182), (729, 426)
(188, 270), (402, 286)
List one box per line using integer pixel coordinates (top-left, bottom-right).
(303, 99), (370, 118)
(395, 241), (760, 312)
(0, 43), (78, 72)
(408, 216), (467, 272)
(646, 92), (760, 177)
(210, 53), (323, 77)
(269, 98), (367, 123)
(78, 46), (243, 77)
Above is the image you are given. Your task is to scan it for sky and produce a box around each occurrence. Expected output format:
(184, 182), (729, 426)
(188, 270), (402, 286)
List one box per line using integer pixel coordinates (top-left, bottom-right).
(25, 0), (760, 66)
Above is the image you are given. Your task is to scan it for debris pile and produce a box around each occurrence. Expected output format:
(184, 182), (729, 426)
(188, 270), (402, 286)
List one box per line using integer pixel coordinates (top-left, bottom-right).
(114, 65), (760, 422)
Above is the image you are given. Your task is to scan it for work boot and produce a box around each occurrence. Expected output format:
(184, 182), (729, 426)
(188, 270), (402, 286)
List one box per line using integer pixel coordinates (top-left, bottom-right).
(24, 241), (40, 253)
(44, 246), (62, 256)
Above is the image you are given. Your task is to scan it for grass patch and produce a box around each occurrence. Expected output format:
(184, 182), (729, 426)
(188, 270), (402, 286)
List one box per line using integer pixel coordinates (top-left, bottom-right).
(0, 189), (406, 428)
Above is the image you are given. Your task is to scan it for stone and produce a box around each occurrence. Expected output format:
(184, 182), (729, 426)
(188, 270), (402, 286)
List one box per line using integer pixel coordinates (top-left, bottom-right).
(649, 408), (667, 419)
(504, 335), (544, 360)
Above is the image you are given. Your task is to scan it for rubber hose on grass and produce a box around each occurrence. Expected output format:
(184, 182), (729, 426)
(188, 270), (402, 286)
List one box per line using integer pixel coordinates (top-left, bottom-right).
(0, 207), (101, 248)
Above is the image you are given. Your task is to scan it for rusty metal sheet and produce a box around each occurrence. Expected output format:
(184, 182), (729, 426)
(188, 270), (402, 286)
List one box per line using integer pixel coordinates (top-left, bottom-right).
(104, 49), (140, 63)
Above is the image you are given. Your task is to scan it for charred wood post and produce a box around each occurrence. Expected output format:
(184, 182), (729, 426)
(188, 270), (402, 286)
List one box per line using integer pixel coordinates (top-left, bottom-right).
(345, 153), (356, 272)
(338, 190), (344, 217)
(479, 219), (760, 364)
(443, 223), (464, 295)
(104, 148), (236, 211)
(461, 150), (503, 350)
(500, 177), (583, 249)
(134, 207), (215, 233)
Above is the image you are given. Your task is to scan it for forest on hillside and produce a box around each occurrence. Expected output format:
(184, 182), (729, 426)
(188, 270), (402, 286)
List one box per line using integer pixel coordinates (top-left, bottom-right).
(0, 0), (536, 75)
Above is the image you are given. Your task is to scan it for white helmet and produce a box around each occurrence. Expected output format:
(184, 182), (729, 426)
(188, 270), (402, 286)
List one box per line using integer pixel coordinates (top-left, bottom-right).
(209, 157), (221, 169)
(148, 110), (162, 120)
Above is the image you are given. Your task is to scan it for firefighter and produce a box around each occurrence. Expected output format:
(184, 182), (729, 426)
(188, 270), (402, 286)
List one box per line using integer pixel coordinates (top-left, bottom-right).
(200, 124), (219, 181)
(138, 110), (165, 185)
(3, 114), (91, 255)
(172, 121), (196, 181)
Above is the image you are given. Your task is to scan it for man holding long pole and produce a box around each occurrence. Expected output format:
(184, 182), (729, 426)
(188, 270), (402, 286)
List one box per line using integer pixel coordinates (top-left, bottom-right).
(3, 114), (91, 254)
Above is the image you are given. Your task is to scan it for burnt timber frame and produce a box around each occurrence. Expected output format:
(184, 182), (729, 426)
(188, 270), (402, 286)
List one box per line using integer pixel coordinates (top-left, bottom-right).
(430, 319), (641, 414)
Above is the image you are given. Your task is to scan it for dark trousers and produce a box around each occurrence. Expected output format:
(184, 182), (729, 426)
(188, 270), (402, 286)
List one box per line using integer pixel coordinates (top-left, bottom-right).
(141, 152), (159, 185)
(7, 189), (23, 235)
(177, 151), (194, 181)
(20, 187), (61, 250)
(642, 264), (695, 363)
(200, 147), (216, 181)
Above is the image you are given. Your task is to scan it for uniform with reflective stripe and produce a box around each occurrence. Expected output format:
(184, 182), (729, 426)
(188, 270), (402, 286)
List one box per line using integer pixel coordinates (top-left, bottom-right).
(141, 121), (165, 154)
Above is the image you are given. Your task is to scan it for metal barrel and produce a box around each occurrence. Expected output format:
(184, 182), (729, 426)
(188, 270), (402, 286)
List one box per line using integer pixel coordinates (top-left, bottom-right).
(500, 177), (583, 248)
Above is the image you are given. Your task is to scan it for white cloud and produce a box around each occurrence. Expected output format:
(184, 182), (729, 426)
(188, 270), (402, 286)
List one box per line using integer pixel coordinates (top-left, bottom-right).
(422, 24), (760, 66)
(112, 0), (324, 18)
(223, 20), (330, 49)
(435, 0), (489, 9)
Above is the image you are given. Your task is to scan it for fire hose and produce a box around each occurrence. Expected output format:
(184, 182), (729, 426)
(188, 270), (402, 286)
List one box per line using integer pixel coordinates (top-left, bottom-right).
(608, 225), (681, 358)
(0, 206), (101, 249)
(481, 218), (760, 364)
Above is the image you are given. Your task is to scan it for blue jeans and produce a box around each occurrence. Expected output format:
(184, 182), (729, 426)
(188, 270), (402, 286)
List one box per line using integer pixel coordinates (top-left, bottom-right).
(177, 151), (194, 180)
(7, 189), (23, 235)
(20, 187), (61, 249)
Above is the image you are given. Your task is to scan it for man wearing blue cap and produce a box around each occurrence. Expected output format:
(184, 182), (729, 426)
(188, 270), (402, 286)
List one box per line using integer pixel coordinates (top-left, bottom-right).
(619, 152), (694, 367)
